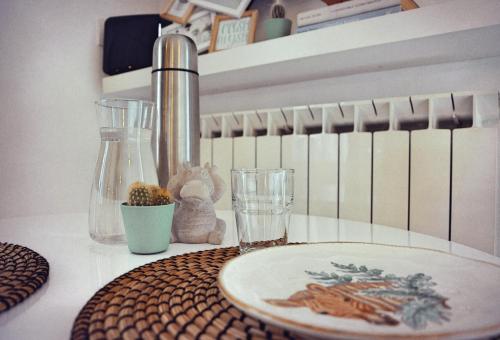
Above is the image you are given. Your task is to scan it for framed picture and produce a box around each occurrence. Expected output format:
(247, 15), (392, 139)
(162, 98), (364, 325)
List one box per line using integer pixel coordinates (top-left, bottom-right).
(189, 0), (252, 18)
(160, 0), (195, 25)
(209, 10), (258, 53)
(161, 10), (215, 53)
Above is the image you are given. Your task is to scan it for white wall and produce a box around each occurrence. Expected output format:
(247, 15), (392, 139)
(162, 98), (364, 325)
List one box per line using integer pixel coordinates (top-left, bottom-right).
(0, 0), (161, 218)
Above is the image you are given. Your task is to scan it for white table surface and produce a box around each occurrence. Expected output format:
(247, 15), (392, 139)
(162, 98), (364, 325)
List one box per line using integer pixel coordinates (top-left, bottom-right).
(1, 211), (499, 340)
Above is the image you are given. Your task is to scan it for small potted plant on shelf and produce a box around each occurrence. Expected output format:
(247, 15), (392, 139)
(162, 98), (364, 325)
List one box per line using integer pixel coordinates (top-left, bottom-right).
(121, 182), (174, 254)
(264, 0), (292, 40)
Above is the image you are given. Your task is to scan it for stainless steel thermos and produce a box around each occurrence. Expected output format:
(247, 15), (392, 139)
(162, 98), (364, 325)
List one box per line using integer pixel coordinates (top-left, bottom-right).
(151, 34), (200, 188)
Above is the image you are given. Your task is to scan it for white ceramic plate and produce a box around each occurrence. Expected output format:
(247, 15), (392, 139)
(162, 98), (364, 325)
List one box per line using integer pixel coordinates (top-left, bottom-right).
(218, 243), (500, 339)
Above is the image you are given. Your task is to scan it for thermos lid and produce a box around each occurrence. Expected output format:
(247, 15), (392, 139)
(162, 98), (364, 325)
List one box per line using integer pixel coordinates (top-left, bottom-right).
(152, 34), (198, 74)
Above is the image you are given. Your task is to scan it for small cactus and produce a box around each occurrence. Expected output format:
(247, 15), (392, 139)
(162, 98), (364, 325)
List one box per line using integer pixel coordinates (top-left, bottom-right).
(148, 185), (173, 205)
(127, 182), (173, 206)
(154, 187), (172, 205)
(271, 0), (286, 19)
(128, 182), (154, 206)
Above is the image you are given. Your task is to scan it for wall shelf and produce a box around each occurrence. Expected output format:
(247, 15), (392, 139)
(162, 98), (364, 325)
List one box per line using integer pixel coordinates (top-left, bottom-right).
(102, 0), (500, 101)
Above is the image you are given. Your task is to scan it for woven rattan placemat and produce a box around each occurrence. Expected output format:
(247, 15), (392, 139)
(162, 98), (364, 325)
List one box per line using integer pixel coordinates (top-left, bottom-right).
(71, 247), (300, 339)
(0, 242), (49, 313)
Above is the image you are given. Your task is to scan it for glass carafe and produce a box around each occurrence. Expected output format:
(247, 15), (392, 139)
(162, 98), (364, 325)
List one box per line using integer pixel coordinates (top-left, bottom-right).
(89, 99), (158, 244)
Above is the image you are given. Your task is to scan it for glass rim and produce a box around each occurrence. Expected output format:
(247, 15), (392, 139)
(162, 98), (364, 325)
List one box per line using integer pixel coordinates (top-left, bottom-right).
(231, 168), (294, 174)
(95, 98), (154, 109)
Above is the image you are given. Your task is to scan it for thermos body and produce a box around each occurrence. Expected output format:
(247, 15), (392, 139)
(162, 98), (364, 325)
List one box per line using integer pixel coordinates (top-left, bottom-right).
(151, 34), (200, 188)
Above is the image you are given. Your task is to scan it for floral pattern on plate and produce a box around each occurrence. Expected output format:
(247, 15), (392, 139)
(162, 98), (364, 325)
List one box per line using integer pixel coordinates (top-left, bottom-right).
(266, 262), (451, 330)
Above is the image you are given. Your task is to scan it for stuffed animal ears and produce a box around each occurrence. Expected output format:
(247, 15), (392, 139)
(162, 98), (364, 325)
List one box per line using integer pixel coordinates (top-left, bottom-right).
(204, 162), (218, 172)
(168, 165), (188, 202)
(208, 166), (225, 203)
(177, 163), (189, 173)
(206, 163), (219, 173)
(203, 163), (220, 177)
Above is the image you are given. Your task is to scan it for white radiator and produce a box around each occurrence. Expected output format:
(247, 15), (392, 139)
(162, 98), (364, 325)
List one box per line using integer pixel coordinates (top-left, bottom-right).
(200, 91), (500, 255)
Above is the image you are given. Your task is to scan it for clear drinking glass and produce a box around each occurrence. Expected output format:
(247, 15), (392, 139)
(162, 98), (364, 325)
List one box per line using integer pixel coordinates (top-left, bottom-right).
(231, 169), (294, 254)
(89, 99), (158, 244)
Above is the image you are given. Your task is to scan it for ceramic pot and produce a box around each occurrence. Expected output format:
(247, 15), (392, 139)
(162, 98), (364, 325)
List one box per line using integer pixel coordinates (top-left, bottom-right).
(264, 18), (292, 40)
(120, 203), (174, 254)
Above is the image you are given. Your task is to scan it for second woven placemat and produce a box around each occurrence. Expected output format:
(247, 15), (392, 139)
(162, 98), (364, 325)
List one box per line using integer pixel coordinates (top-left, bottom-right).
(0, 242), (50, 313)
(71, 247), (300, 340)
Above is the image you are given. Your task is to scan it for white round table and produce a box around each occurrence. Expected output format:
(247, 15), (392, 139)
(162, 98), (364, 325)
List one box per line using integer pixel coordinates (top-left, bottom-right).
(0, 211), (498, 339)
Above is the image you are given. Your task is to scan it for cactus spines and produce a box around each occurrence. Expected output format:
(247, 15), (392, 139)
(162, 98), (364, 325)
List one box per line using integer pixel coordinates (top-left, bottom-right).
(148, 185), (173, 205)
(128, 182), (153, 206)
(148, 184), (160, 200)
(155, 187), (172, 205)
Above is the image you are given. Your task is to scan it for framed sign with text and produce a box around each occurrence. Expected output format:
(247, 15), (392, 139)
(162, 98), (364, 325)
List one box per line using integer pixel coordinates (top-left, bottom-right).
(209, 10), (258, 53)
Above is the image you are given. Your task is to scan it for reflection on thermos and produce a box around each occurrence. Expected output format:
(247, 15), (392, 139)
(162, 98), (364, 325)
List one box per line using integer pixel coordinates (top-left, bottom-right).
(151, 34), (200, 188)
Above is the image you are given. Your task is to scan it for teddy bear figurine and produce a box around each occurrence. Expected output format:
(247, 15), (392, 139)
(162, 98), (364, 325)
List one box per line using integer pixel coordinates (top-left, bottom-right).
(166, 163), (226, 244)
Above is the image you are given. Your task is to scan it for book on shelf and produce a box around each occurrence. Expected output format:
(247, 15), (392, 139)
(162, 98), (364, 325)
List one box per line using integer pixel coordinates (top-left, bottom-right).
(297, 0), (400, 27)
(296, 5), (401, 33)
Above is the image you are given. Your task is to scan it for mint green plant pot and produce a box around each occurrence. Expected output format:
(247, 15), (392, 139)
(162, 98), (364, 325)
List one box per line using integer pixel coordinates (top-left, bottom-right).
(264, 18), (292, 40)
(120, 203), (175, 254)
